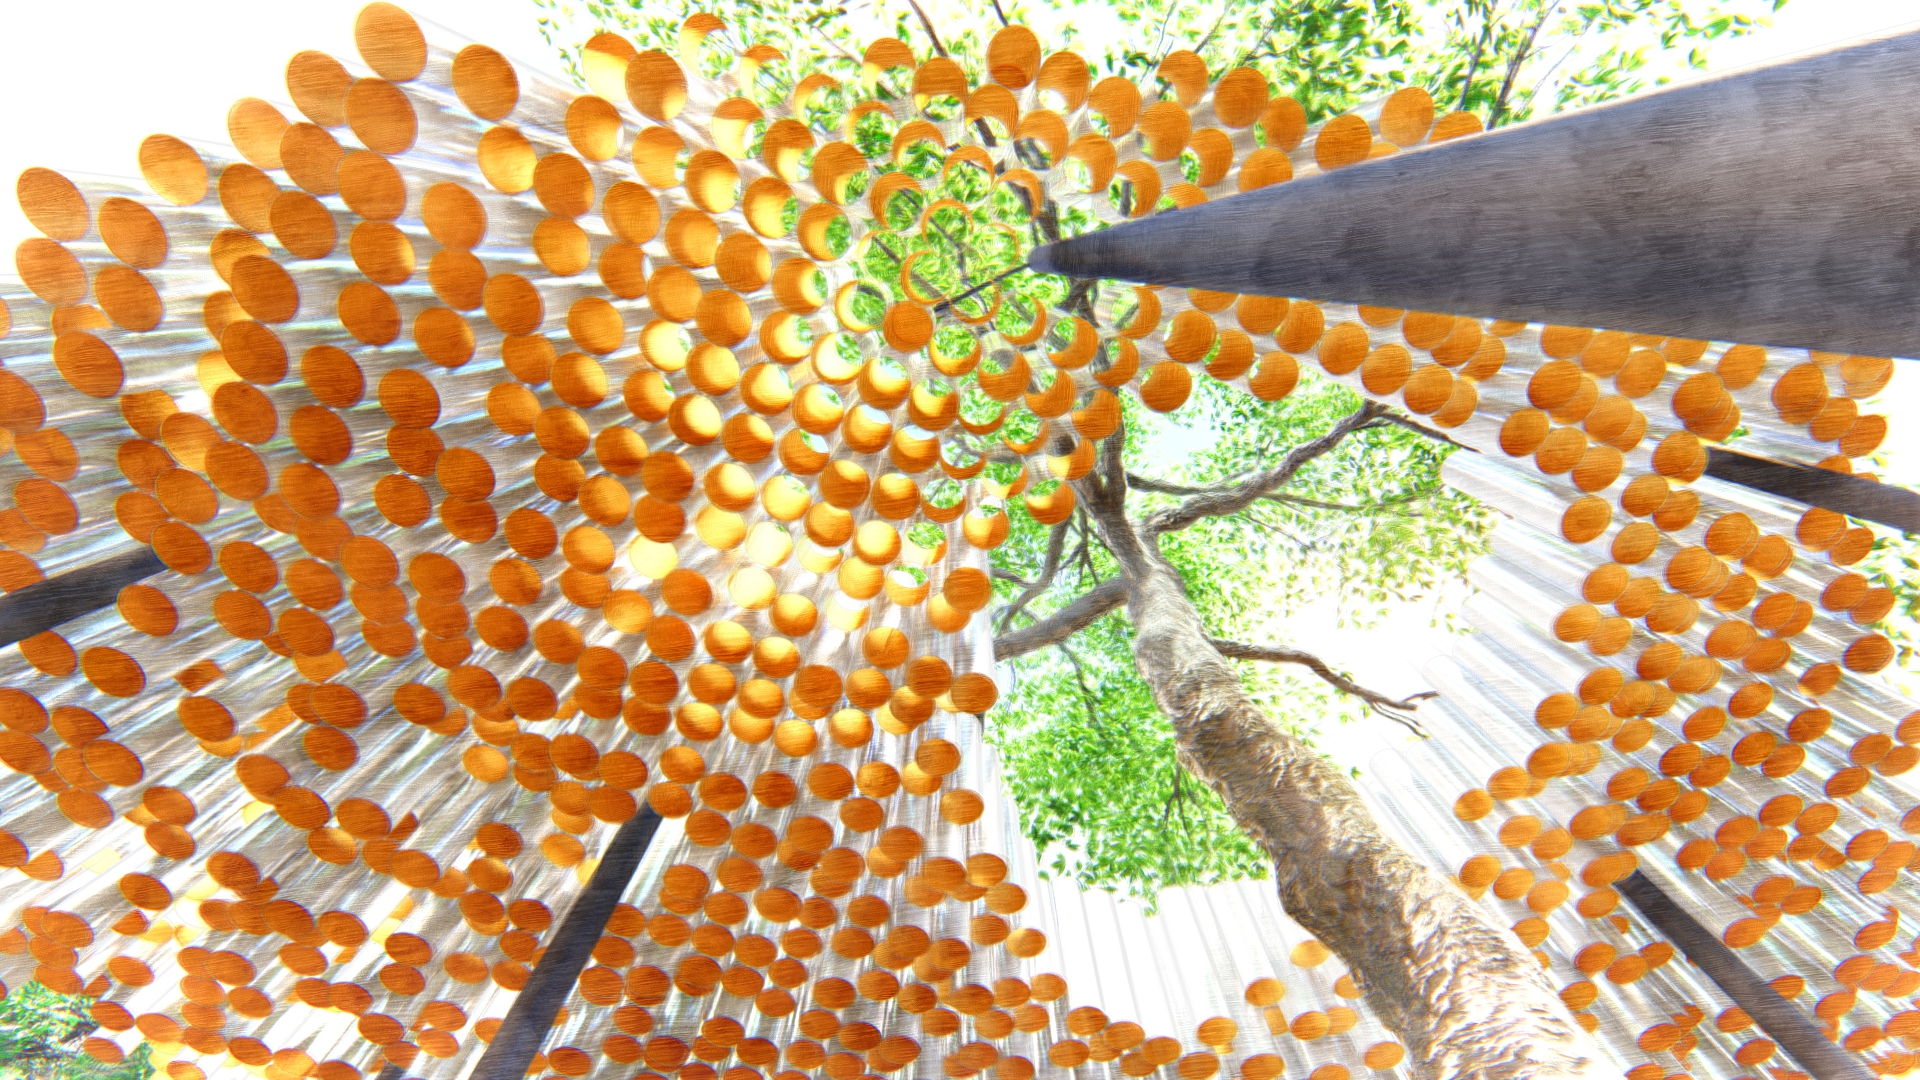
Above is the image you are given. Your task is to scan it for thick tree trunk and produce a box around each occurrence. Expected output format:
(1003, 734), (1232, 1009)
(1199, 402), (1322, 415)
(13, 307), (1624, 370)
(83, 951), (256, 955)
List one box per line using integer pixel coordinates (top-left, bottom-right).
(1072, 444), (1608, 1080)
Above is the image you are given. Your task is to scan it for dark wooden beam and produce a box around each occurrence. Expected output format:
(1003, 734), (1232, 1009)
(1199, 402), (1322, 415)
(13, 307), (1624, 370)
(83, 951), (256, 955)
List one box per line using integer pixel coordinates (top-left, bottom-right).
(1618, 871), (1872, 1080)
(469, 807), (663, 1080)
(1029, 28), (1920, 360)
(1705, 449), (1920, 533)
(0, 547), (167, 647)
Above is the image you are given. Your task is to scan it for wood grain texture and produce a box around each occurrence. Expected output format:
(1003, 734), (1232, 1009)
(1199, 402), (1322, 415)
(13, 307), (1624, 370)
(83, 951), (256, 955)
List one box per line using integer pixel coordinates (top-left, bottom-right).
(1030, 29), (1920, 360)
(1618, 870), (1871, 1080)
(0, 546), (167, 647)
(1071, 428), (1605, 1080)
(469, 807), (663, 1080)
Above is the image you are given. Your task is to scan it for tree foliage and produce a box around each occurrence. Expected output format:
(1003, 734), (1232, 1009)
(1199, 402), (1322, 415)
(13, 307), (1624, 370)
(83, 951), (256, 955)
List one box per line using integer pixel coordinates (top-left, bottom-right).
(0, 985), (150, 1080)
(1421, 0), (1788, 130)
(536, 0), (1785, 125)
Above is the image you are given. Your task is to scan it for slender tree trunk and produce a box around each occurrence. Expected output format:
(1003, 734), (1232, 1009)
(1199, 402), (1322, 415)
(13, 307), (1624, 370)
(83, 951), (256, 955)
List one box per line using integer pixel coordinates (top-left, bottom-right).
(1072, 442), (1606, 1080)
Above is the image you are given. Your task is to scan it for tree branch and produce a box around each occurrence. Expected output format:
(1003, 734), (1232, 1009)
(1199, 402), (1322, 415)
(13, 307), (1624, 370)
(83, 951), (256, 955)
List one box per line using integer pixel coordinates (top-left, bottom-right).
(1455, 0), (1506, 110)
(1268, 492), (1428, 514)
(1087, 426), (1130, 518)
(1373, 409), (1472, 449)
(1488, 0), (1561, 127)
(996, 521), (1071, 633)
(903, 0), (949, 57)
(933, 263), (1024, 317)
(1057, 641), (1105, 730)
(1187, 0), (1235, 65)
(990, 578), (1128, 661)
(1207, 638), (1435, 735)
(1141, 401), (1388, 536)
(1126, 472), (1436, 514)
(1065, 416), (1601, 1080)
(1071, 528), (1095, 580)
(1523, 8), (1601, 109)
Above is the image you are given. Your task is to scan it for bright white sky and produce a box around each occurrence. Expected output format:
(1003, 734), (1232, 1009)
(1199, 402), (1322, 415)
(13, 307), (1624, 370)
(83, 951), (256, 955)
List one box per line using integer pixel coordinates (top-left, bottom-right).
(1, 0), (1916, 261)
(0, 0), (564, 261)
(1, 0), (1916, 775)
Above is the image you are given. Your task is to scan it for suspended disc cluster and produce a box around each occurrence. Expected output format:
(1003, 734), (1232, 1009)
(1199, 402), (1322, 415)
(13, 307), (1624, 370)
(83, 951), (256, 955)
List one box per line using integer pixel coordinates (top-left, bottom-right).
(1299, 142), (1908, 1080)
(0, 4), (1909, 1080)
(0, 8), (1437, 1080)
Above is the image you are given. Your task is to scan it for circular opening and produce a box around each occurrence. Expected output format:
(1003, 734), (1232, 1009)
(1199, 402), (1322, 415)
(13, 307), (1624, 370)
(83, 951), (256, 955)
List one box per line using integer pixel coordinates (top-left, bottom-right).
(684, 150), (742, 213)
(632, 126), (686, 187)
(665, 209), (720, 268)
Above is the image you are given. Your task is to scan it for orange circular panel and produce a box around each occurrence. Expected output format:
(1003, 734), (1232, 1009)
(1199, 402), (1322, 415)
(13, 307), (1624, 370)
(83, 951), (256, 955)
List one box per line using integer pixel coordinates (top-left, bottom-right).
(453, 44), (520, 119)
(472, 128), (535, 197)
(346, 79), (417, 155)
(339, 148), (407, 220)
(140, 134), (208, 205)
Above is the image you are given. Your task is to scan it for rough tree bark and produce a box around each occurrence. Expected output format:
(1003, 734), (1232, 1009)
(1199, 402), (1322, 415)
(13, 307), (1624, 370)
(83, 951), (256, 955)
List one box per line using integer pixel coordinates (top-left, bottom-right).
(1048, 410), (1606, 1080)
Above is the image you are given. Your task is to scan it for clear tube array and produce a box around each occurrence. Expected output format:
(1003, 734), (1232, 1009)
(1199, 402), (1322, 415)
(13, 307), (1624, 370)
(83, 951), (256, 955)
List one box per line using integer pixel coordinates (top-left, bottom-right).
(0, 4), (1907, 1080)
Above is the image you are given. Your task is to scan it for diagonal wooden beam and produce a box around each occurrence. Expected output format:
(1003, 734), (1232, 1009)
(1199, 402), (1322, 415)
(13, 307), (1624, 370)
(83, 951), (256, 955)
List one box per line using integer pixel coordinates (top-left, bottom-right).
(1618, 871), (1872, 1080)
(469, 807), (664, 1080)
(1705, 448), (1920, 533)
(1029, 29), (1920, 360)
(0, 546), (167, 647)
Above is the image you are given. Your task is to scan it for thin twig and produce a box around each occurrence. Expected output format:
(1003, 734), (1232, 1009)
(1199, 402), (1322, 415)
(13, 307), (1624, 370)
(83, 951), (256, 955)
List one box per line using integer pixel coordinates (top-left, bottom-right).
(1147, 1), (1182, 79)
(933, 263), (1026, 316)
(1126, 472), (1438, 514)
(997, 522), (1071, 633)
(1245, 507), (1317, 553)
(1209, 638), (1434, 736)
(988, 0), (1011, 26)
(1062, 278), (1099, 327)
(1455, 0), (1507, 111)
(1488, 0), (1562, 127)
(1056, 642), (1105, 730)
(1372, 410), (1472, 449)
(1067, 510), (1095, 581)
(1187, 0), (1235, 64)
(867, 233), (957, 304)
(924, 215), (971, 286)
(904, 0), (949, 56)
(1162, 764), (1190, 828)
(1525, 11), (1600, 107)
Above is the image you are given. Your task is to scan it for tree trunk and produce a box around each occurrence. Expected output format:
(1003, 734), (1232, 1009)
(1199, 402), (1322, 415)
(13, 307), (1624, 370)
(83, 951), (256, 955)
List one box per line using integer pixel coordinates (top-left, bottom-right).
(1073, 454), (1607, 1080)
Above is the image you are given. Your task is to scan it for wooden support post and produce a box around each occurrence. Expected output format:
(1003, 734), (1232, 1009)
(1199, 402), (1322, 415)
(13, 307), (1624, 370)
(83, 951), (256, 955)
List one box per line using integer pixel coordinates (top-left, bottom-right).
(1705, 448), (1920, 533)
(1618, 871), (1872, 1080)
(1029, 29), (1920, 360)
(469, 807), (663, 1080)
(0, 547), (167, 648)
